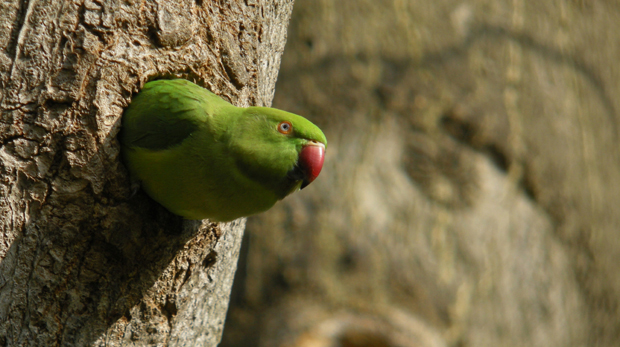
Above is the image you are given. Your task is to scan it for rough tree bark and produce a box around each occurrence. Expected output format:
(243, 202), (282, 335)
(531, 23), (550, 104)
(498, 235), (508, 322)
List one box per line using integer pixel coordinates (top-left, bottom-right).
(0, 0), (293, 346)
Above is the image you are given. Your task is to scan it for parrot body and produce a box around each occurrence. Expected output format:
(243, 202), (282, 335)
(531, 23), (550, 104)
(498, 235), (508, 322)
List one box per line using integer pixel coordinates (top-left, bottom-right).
(120, 79), (326, 221)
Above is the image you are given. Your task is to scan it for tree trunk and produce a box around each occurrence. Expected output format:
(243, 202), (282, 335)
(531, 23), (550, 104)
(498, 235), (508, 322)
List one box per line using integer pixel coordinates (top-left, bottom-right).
(0, 0), (293, 346)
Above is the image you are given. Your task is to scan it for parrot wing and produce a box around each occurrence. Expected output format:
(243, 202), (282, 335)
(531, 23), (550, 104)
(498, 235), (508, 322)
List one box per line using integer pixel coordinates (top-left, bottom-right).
(120, 79), (217, 151)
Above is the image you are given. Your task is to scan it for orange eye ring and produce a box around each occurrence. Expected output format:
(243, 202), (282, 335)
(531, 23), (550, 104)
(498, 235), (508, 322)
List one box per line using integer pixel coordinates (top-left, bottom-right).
(277, 121), (293, 134)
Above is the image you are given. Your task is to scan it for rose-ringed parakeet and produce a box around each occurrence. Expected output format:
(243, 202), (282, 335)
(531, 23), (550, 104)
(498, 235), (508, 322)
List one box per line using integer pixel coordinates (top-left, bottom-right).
(120, 79), (326, 221)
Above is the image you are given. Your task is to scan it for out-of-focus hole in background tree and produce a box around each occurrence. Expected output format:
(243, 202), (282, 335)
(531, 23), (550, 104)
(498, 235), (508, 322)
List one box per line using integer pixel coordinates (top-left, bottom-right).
(221, 1), (620, 346)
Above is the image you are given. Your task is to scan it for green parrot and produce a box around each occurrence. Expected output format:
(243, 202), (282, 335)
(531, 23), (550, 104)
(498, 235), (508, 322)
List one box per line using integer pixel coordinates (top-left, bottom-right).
(120, 79), (326, 221)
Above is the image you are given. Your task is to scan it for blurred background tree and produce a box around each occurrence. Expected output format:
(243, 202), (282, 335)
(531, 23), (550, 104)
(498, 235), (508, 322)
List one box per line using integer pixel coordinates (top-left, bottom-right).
(221, 1), (620, 346)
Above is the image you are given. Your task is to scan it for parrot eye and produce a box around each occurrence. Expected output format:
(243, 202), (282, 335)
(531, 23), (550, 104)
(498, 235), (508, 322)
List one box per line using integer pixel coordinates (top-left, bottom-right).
(277, 121), (293, 134)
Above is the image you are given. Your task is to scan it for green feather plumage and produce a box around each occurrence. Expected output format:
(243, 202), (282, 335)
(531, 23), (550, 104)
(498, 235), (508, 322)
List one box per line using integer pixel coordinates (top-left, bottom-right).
(120, 79), (327, 221)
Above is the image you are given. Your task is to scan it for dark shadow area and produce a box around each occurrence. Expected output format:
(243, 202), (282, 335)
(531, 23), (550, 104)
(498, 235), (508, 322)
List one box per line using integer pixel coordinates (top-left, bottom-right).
(0, 179), (220, 345)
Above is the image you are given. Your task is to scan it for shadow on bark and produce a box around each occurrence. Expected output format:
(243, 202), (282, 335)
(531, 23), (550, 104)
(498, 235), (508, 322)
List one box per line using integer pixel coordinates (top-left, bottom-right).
(0, 186), (221, 344)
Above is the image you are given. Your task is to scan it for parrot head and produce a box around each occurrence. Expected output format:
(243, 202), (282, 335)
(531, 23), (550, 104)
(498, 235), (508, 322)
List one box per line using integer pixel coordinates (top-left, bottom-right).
(228, 106), (327, 199)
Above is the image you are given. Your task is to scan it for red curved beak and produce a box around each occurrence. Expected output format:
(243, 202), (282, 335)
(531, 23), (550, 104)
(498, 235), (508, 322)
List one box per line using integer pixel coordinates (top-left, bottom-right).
(298, 141), (325, 189)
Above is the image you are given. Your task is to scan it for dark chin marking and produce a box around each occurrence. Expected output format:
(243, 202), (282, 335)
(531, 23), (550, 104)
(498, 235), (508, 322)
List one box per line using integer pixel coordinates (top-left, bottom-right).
(300, 179), (311, 190)
(286, 164), (307, 188)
